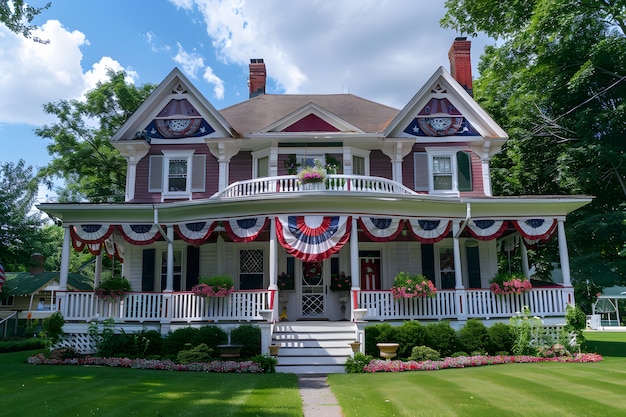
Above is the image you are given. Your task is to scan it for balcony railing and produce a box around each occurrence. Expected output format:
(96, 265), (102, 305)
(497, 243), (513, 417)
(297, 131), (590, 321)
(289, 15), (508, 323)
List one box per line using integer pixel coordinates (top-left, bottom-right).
(213, 174), (418, 199)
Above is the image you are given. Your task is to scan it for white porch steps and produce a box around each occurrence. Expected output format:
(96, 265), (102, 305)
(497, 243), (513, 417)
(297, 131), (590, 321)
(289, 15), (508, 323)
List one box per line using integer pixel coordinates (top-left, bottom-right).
(273, 321), (357, 374)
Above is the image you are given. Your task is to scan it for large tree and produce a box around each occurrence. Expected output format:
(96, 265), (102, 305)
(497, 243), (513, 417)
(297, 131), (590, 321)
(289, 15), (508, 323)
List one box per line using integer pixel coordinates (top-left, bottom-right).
(36, 69), (156, 202)
(0, 160), (44, 270)
(442, 0), (626, 299)
(0, 0), (51, 43)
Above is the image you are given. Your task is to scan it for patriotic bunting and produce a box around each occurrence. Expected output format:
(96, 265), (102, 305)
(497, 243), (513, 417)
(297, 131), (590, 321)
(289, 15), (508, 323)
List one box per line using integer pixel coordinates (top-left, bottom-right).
(224, 217), (268, 242)
(275, 215), (352, 262)
(71, 224), (115, 244)
(118, 224), (162, 245)
(407, 219), (451, 243)
(467, 220), (508, 241)
(513, 218), (557, 241)
(104, 233), (125, 262)
(175, 221), (217, 244)
(359, 218), (405, 242)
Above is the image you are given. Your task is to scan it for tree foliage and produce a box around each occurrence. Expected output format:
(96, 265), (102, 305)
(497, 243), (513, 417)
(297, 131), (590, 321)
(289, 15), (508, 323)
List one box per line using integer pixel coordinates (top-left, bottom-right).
(0, 160), (44, 270)
(36, 69), (156, 202)
(442, 0), (626, 294)
(0, 0), (51, 42)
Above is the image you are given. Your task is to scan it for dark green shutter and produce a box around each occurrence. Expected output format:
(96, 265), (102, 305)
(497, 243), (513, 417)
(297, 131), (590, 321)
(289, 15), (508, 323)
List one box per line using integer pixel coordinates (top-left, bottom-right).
(466, 245), (481, 288)
(141, 249), (155, 291)
(186, 246), (200, 290)
(421, 244), (435, 281)
(457, 151), (472, 191)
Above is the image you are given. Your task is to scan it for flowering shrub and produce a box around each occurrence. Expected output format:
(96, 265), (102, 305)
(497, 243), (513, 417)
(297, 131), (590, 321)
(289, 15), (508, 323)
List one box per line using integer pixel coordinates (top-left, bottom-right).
(537, 343), (572, 358)
(277, 272), (294, 290)
(95, 277), (131, 300)
(362, 353), (603, 373)
(191, 275), (234, 298)
(390, 272), (437, 299)
(330, 273), (351, 292)
(489, 273), (532, 295)
(298, 159), (326, 184)
(26, 354), (264, 373)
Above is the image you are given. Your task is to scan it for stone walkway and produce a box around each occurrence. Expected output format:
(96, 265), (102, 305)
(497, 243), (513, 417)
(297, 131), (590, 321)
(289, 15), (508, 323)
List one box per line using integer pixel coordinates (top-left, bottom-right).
(298, 375), (343, 417)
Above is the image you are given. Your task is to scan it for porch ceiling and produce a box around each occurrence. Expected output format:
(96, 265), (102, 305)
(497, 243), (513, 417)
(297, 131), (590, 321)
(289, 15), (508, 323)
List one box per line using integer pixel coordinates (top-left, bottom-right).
(37, 193), (592, 225)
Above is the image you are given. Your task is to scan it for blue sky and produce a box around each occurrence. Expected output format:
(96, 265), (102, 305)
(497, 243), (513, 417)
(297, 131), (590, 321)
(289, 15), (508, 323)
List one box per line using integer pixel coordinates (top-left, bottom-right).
(0, 0), (491, 202)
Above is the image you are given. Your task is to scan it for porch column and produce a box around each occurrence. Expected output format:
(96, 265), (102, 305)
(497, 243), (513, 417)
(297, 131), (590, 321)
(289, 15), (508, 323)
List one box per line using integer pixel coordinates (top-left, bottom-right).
(165, 226), (174, 292)
(350, 217), (360, 321)
(520, 241), (530, 278)
(481, 157), (492, 197)
(452, 221), (467, 321)
(94, 253), (103, 289)
(557, 219), (575, 306)
(268, 218), (278, 290)
(59, 225), (71, 291)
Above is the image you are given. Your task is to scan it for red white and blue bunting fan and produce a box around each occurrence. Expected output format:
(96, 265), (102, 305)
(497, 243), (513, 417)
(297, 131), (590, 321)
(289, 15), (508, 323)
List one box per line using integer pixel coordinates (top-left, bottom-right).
(275, 215), (352, 262)
(71, 224), (115, 244)
(118, 224), (162, 245)
(104, 233), (125, 262)
(359, 218), (405, 242)
(224, 217), (268, 242)
(407, 219), (451, 243)
(175, 221), (217, 245)
(513, 218), (557, 241)
(467, 219), (508, 241)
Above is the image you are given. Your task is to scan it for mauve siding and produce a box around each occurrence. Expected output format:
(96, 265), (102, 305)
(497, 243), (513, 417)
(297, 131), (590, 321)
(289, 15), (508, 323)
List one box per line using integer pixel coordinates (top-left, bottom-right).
(460, 152), (485, 197)
(132, 143), (218, 202)
(229, 151), (252, 184)
(369, 150), (392, 179)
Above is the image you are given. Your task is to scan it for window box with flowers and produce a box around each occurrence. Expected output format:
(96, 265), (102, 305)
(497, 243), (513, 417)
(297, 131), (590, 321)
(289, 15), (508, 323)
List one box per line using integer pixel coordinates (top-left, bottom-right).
(95, 276), (132, 300)
(390, 272), (437, 299)
(489, 272), (532, 295)
(191, 275), (235, 298)
(277, 272), (294, 291)
(330, 272), (351, 292)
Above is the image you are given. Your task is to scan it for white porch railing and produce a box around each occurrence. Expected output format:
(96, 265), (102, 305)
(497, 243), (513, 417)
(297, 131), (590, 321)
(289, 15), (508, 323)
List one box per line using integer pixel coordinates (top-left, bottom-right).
(357, 287), (567, 321)
(60, 290), (272, 323)
(213, 174), (418, 199)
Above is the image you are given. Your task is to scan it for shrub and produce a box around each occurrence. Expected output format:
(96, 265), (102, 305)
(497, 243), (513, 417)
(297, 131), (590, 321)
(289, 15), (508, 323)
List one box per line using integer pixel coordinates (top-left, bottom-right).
(177, 343), (214, 364)
(49, 347), (79, 360)
(364, 325), (381, 356)
(397, 320), (426, 359)
(450, 351), (469, 358)
(560, 304), (586, 349)
(137, 330), (163, 357)
(41, 312), (65, 346)
(408, 345), (441, 361)
(487, 322), (515, 354)
(345, 352), (374, 373)
(250, 354), (278, 373)
(230, 324), (261, 359)
(510, 306), (546, 356)
(162, 327), (200, 356)
(0, 338), (46, 353)
(458, 319), (489, 353)
(365, 323), (401, 356)
(424, 321), (457, 357)
(193, 326), (228, 352)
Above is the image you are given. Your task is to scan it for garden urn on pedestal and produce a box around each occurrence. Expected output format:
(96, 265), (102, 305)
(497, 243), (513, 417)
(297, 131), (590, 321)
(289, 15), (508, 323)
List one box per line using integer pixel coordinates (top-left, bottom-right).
(376, 343), (400, 360)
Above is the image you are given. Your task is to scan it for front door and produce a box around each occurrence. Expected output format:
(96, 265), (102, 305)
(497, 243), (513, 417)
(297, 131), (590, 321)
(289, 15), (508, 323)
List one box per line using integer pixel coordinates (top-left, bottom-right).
(360, 251), (381, 290)
(300, 261), (325, 318)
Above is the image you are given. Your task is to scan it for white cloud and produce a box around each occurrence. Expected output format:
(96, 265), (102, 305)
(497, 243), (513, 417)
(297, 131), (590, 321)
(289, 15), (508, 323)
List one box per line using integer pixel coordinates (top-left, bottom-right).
(179, 0), (491, 108)
(174, 43), (225, 100)
(203, 66), (225, 100)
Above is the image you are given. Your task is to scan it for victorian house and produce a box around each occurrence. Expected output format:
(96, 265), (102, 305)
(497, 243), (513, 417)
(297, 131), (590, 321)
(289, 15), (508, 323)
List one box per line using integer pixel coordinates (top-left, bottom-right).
(37, 38), (591, 372)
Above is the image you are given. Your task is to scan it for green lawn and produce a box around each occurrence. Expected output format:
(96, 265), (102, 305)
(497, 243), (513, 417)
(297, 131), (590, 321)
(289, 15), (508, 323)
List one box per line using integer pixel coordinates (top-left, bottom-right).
(328, 332), (626, 417)
(0, 350), (302, 417)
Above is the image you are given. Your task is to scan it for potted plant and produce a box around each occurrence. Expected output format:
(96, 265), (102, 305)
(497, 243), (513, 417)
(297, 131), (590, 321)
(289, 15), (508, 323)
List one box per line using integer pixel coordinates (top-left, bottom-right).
(277, 272), (294, 290)
(330, 272), (351, 292)
(298, 159), (327, 185)
(95, 276), (132, 300)
(191, 275), (235, 297)
(390, 272), (437, 299)
(489, 272), (532, 295)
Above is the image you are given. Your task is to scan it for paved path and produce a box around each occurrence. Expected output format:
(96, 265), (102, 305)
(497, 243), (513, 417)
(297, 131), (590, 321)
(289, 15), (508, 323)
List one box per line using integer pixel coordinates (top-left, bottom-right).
(298, 375), (343, 417)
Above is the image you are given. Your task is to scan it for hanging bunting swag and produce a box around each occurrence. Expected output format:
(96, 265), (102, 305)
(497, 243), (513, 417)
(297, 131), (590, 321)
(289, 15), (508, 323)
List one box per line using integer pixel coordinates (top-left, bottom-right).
(407, 219), (451, 243)
(71, 224), (115, 244)
(175, 221), (217, 244)
(118, 224), (162, 245)
(275, 215), (352, 262)
(224, 217), (268, 242)
(467, 220), (508, 241)
(359, 218), (405, 241)
(513, 219), (557, 241)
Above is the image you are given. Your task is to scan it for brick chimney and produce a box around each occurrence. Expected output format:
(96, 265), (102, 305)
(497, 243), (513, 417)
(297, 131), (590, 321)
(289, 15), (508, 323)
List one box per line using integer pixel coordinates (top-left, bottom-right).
(248, 58), (266, 98)
(448, 37), (473, 96)
(30, 253), (45, 275)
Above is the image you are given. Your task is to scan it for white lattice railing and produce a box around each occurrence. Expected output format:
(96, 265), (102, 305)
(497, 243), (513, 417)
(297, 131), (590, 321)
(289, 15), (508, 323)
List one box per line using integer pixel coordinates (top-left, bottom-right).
(213, 174), (418, 199)
(357, 287), (567, 321)
(60, 290), (272, 323)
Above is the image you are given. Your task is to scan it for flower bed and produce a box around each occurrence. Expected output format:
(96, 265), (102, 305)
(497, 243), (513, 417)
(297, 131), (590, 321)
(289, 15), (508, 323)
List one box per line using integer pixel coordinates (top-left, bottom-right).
(363, 353), (603, 373)
(27, 354), (264, 373)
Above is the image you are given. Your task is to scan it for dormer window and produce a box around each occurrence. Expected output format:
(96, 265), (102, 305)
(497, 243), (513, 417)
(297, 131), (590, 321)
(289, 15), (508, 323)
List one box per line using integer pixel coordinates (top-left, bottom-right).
(149, 150), (206, 200)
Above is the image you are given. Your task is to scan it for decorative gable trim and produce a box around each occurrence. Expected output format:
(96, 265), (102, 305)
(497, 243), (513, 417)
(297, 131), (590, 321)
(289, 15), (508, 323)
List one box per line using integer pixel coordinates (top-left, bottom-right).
(259, 102), (364, 134)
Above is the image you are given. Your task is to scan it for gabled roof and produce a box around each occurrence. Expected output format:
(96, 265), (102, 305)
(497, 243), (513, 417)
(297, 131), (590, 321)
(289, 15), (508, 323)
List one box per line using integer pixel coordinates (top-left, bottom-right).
(219, 94), (399, 135)
(112, 67), (236, 141)
(259, 102), (365, 134)
(384, 67), (508, 154)
(4, 272), (93, 296)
